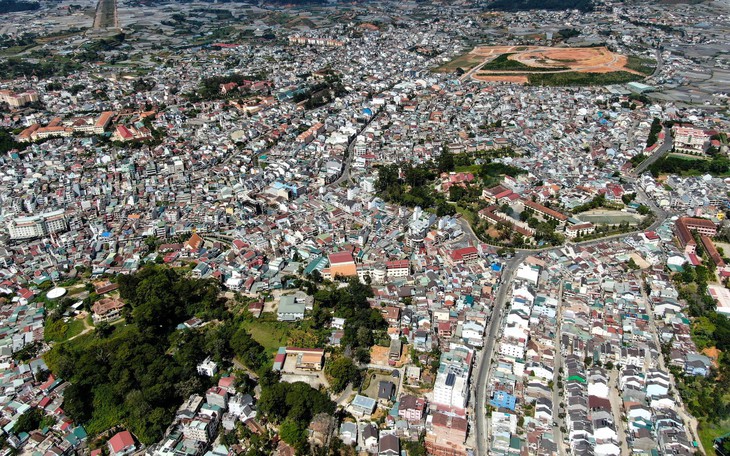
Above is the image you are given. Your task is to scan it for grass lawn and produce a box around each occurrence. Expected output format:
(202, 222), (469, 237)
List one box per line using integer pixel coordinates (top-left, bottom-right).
(434, 49), (480, 73)
(455, 205), (478, 225)
(45, 316), (89, 342)
(454, 164), (481, 174)
(241, 318), (290, 354)
(66, 318), (87, 339)
(698, 419), (730, 456)
(625, 55), (656, 75)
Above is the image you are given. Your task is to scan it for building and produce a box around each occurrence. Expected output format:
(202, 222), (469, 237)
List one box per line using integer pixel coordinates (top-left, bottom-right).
(197, 357), (218, 377)
(7, 209), (68, 240)
(182, 416), (217, 443)
(523, 200), (568, 224)
(566, 222), (595, 239)
(674, 217), (717, 253)
(108, 431), (136, 456)
(386, 260), (410, 279)
(286, 347), (325, 370)
(206, 387), (228, 409)
(328, 251), (357, 278)
(277, 295), (306, 321)
(94, 111), (114, 134)
(398, 395), (426, 422)
(378, 434), (400, 456)
(351, 394), (377, 417)
(91, 297), (125, 323)
(673, 125), (709, 155)
(449, 246), (479, 264)
(0, 89), (38, 107)
(425, 412), (468, 456)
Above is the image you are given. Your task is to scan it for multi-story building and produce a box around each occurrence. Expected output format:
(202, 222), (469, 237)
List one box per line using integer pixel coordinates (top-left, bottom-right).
(673, 125), (708, 155)
(0, 89), (38, 107)
(7, 209), (68, 240)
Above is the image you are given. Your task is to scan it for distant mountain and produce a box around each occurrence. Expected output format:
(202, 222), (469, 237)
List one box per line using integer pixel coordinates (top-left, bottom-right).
(0, 0), (39, 14)
(485, 0), (593, 12)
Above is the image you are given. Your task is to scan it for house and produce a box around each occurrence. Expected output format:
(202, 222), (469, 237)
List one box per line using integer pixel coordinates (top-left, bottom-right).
(398, 395), (425, 422)
(351, 395), (377, 417)
(378, 381), (395, 402)
(197, 357), (218, 377)
(91, 297), (125, 323)
(108, 431), (136, 456)
(684, 353), (712, 377)
(405, 366), (421, 385)
(277, 295), (305, 321)
(206, 387), (228, 410)
(362, 423), (378, 452)
(378, 434), (399, 456)
(185, 233), (204, 252)
(339, 422), (358, 446)
(389, 339), (402, 365)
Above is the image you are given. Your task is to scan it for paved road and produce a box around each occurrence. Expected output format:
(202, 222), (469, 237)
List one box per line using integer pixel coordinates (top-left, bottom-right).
(552, 282), (566, 456)
(631, 126), (672, 176)
(475, 251), (528, 456)
(328, 110), (383, 188)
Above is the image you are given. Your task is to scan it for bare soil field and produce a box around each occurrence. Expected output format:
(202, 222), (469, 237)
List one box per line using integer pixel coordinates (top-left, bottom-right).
(441, 45), (643, 83)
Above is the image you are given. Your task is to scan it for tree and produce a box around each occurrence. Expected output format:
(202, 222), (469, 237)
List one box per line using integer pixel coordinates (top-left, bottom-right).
(279, 419), (307, 450)
(230, 326), (266, 371)
(96, 321), (114, 338)
(437, 150), (455, 173)
(13, 408), (42, 434)
(325, 357), (360, 393)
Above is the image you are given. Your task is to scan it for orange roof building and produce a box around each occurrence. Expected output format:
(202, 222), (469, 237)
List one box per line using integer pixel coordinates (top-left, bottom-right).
(328, 251), (357, 278)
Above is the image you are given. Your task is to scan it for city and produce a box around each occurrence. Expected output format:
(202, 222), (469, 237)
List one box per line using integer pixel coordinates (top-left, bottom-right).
(0, 0), (729, 455)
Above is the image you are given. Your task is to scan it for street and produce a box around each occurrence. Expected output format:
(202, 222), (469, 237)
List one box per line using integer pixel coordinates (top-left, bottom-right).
(474, 251), (528, 456)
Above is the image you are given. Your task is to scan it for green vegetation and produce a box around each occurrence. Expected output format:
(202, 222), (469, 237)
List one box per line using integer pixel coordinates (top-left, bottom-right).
(626, 55), (656, 76)
(188, 72), (268, 101)
(629, 153), (648, 168)
(258, 380), (335, 453)
(240, 318), (289, 354)
(0, 0), (38, 13)
(433, 49), (480, 73)
(0, 57), (80, 79)
(557, 28), (581, 40)
(375, 152), (525, 218)
(527, 71), (643, 87)
(646, 117), (662, 148)
(571, 194), (623, 213)
(43, 266), (239, 443)
(0, 128), (26, 154)
(649, 154), (730, 177)
(667, 263), (730, 444)
(325, 356), (361, 393)
(290, 72), (347, 109)
(314, 278), (385, 363)
(480, 53), (567, 73)
(44, 317), (88, 342)
(482, 54), (531, 71)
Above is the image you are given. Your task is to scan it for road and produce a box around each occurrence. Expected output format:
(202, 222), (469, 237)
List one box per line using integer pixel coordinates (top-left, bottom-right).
(552, 281), (566, 456)
(641, 280), (706, 455)
(474, 251), (528, 456)
(328, 110), (383, 188)
(631, 126), (672, 176)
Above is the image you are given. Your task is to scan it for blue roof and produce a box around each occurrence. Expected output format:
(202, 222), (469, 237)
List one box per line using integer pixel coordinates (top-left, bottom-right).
(490, 390), (517, 411)
(492, 263), (502, 271)
(352, 394), (377, 410)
